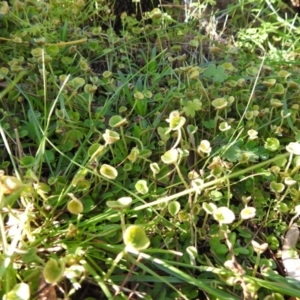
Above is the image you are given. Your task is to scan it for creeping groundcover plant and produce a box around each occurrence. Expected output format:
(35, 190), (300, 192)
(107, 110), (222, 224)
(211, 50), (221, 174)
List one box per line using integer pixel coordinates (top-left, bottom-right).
(1, 0), (300, 299)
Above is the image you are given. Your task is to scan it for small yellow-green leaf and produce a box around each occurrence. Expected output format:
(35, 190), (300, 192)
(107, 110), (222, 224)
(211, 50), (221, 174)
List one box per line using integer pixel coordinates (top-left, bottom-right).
(135, 180), (149, 195)
(123, 225), (150, 251)
(31, 48), (43, 58)
(213, 207), (235, 224)
(0, 1), (9, 14)
(286, 142), (300, 155)
(102, 129), (120, 145)
(0, 175), (24, 195)
(264, 137), (280, 152)
(3, 283), (30, 300)
(197, 140), (211, 154)
(109, 115), (127, 128)
(150, 163), (160, 175)
(43, 258), (65, 284)
(240, 207), (256, 220)
(202, 202), (217, 214)
(161, 149), (178, 164)
(106, 197), (132, 210)
(269, 181), (285, 193)
(189, 39), (199, 47)
(72, 77), (85, 89)
(100, 164), (118, 180)
(168, 201), (181, 216)
(67, 194), (83, 214)
(212, 98), (227, 110)
(246, 66), (259, 76)
(134, 91), (144, 100)
(127, 147), (139, 163)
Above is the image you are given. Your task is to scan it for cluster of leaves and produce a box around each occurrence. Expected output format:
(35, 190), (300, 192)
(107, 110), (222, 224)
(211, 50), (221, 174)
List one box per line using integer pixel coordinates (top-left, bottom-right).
(0, 0), (300, 299)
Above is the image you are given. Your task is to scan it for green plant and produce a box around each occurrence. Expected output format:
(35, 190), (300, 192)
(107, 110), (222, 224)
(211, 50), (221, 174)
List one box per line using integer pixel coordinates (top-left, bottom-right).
(1, 0), (300, 299)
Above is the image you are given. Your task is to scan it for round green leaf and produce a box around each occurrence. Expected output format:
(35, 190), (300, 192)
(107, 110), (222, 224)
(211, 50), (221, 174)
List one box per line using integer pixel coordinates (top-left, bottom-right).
(123, 225), (150, 251)
(166, 111), (186, 130)
(161, 149), (178, 165)
(264, 137), (280, 152)
(197, 140), (212, 154)
(213, 207), (235, 224)
(240, 207), (256, 220)
(134, 91), (144, 100)
(102, 129), (120, 145)
(100, 164), (118, 180)
(3, 283), (30, 300)
(210, 190), (223, 201)
(269, 181), (285, 193)
(202, 202), (217, 214)
(135, 180), (149, 195)
(67, 196), (83, 215)
(106, 197), (132, 210)
(150, 163), (160, 175)
(212, 98), (227, 110)
(168, 201), (181, 216)
(109, 115), (128, 128)
(43, 258), (65, 284)
(286, 142), (300, 155)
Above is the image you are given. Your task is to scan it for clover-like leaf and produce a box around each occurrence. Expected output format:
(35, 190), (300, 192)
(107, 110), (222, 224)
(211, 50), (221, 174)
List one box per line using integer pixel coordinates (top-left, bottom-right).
(123, 225), (150, 251)
(103, 70), (112, 78)
(222, 62), (236, 72)
(203, 64), (228, 82)
(189, 39), (199, 48)
(284, 177), (297, 186)
(187, 124), (198, 134)
(182, 99), (202, 117)
(31, 48), (43, 57)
